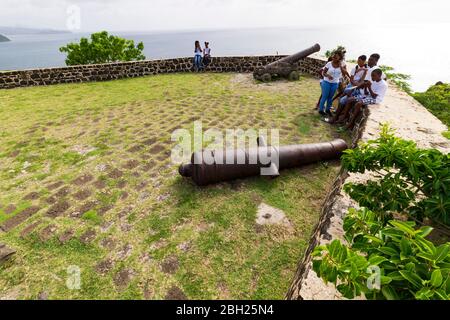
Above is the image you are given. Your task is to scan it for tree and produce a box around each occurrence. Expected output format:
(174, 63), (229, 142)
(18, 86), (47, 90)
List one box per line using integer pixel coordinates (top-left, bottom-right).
(325, 45), (347, 59)
(59, 31), (145, 66)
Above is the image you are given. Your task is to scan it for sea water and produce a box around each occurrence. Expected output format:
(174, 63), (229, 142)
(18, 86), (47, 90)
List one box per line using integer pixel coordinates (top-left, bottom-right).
(0, 24), (448, 92)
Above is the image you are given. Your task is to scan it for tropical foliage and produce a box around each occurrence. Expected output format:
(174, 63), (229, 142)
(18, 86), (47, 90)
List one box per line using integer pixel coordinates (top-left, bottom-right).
(313, 126), (450, 300)
(60, 31), (145, 66)
(413, 83), (450, 135)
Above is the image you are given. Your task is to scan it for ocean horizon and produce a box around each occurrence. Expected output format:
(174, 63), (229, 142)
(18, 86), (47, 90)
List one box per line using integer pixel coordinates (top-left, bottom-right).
(0, 24), (448, 92)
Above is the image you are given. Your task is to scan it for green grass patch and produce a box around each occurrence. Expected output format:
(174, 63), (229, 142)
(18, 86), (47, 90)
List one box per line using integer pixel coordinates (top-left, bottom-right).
(0, 73), (345, 299)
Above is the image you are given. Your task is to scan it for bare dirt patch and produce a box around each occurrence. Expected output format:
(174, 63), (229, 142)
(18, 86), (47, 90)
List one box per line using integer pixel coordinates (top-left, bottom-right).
(165, 286), (187, 300)
(97, 206), (113, 216)
(47, 201), (70, 218)
(79, 229), (96, 244)
(46, 181), (64, 191)
(115, 243), (133, 261)
(122, 160), (139, 170)
(149, 144), (165, 155)
(58, 229), (74, 243)
(116, 180), (127, 189)
(142, 138), (156, 146)
(77, 201), (97, 216)
(20, 221), (41, 239)
(100, 237), (116, 250)
(23, 192), (40, 201)
(127, 145), (143, 153)
(1, 206), (41, 232)
(114, 269), (134, 290)
(73, 189), (92, 201)
(55, 186), (71, 198)
(72, 174), (94, 186)
(93, 179), (107, 190)
(39, 225), (57, 241)
(160, 255), (180, 274)
(108, 169), (124, 179)
(96, 258), (114, 275)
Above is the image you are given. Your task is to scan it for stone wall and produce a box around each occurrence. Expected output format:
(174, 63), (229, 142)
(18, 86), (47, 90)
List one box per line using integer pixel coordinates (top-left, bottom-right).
(286, 109), (369, 300)
(0, 56), (325, 89)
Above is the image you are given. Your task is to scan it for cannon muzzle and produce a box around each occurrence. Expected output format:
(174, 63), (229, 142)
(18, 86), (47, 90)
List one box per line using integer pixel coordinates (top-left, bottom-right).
(179, 139), (348, 186)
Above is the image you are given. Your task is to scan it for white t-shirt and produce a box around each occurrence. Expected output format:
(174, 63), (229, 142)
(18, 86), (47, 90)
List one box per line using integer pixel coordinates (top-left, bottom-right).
(204, 48), (211, 56)
(351, 65), (367, 82)
(363, 79), (388, 104)
(195, 48), (202, 56)
(323, 62), (343, 84)
(365, 66), (386, 82)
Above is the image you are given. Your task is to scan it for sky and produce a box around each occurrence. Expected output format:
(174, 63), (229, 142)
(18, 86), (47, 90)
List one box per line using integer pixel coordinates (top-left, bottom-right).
(1, 0), (449, 32)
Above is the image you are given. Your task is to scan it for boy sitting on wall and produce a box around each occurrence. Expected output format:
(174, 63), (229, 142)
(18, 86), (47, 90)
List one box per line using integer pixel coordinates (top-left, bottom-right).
(336, 68), (388, 130)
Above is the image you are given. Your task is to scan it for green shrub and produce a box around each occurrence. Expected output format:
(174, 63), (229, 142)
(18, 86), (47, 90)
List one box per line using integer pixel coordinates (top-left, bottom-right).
(313, 125), (450, 300)
(325, 45), (346, 59)
(60, 31), (145, 66)
(413, 83), (450, 130)
(313, 208), (450, 300)
(379, 65), (412, 94)
(342, 125), (450, 225)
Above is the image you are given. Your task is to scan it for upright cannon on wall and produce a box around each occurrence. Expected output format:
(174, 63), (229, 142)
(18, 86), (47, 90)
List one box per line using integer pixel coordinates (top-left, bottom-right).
(253, 43), (321, 82)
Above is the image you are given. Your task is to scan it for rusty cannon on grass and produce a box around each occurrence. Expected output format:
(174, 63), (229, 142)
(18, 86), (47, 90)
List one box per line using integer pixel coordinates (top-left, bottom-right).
(179, 138), (348, 186)
(253, 43), (321, 82)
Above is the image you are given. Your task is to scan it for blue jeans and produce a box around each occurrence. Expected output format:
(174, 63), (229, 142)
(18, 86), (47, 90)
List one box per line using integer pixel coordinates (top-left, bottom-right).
(194, 55), (203, 71)
(340, 84), (355, 105)
(319, 81), (338, 112)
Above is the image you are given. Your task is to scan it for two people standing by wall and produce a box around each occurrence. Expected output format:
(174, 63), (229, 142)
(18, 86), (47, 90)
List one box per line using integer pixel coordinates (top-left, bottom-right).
(193, 41), (212, 72)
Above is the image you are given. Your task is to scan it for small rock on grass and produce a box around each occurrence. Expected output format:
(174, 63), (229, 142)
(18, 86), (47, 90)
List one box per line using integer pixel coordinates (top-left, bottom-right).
(0, 243), (16, 264)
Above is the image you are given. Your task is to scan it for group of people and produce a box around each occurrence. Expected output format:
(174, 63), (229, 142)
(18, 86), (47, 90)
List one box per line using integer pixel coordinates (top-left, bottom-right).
(317, 50), (388, 131)
(193, 41), (212, 72)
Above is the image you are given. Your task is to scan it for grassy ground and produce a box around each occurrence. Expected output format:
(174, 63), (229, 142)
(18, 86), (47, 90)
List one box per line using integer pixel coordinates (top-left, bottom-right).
(0, 73), (345, 300)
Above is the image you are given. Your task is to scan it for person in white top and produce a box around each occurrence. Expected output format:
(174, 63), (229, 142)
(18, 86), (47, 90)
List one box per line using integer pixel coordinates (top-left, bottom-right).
(203, 42), (211, 67)
(318, 51), (350, 115)
(350, 56), (368, 84)
(329, 68), (388, 127)
(365, 53), (386, 82)
(193, 40), (203, 72)
(343, 69), (388, 130)
(339, 55), (368, 106)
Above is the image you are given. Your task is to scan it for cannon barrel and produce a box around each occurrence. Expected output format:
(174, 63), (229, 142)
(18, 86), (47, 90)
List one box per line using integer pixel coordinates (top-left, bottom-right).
(268, 43), (321, 67)
(179, 139), (347, 186)
(253, 43), (321, 82)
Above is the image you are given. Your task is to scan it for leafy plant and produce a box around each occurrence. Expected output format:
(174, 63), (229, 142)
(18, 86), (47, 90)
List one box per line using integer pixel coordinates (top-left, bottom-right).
(313, 125), (450, 300)
(60, 31), (145, 66)
(413, 82), (450, 132)
(313, 208), (450, 300)
(379, 65), (412, 93)
(325, 45), (346, 59)
(342, 125), (450, 226)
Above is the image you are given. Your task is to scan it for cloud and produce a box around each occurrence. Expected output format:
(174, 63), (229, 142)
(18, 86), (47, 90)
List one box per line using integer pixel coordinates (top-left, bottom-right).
(0, 0), (449, 32)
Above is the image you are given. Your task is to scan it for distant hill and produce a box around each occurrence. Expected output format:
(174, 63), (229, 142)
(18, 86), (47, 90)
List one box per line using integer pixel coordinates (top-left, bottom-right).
(0, 34), (10, 42)
(0, 26), (70, 35)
